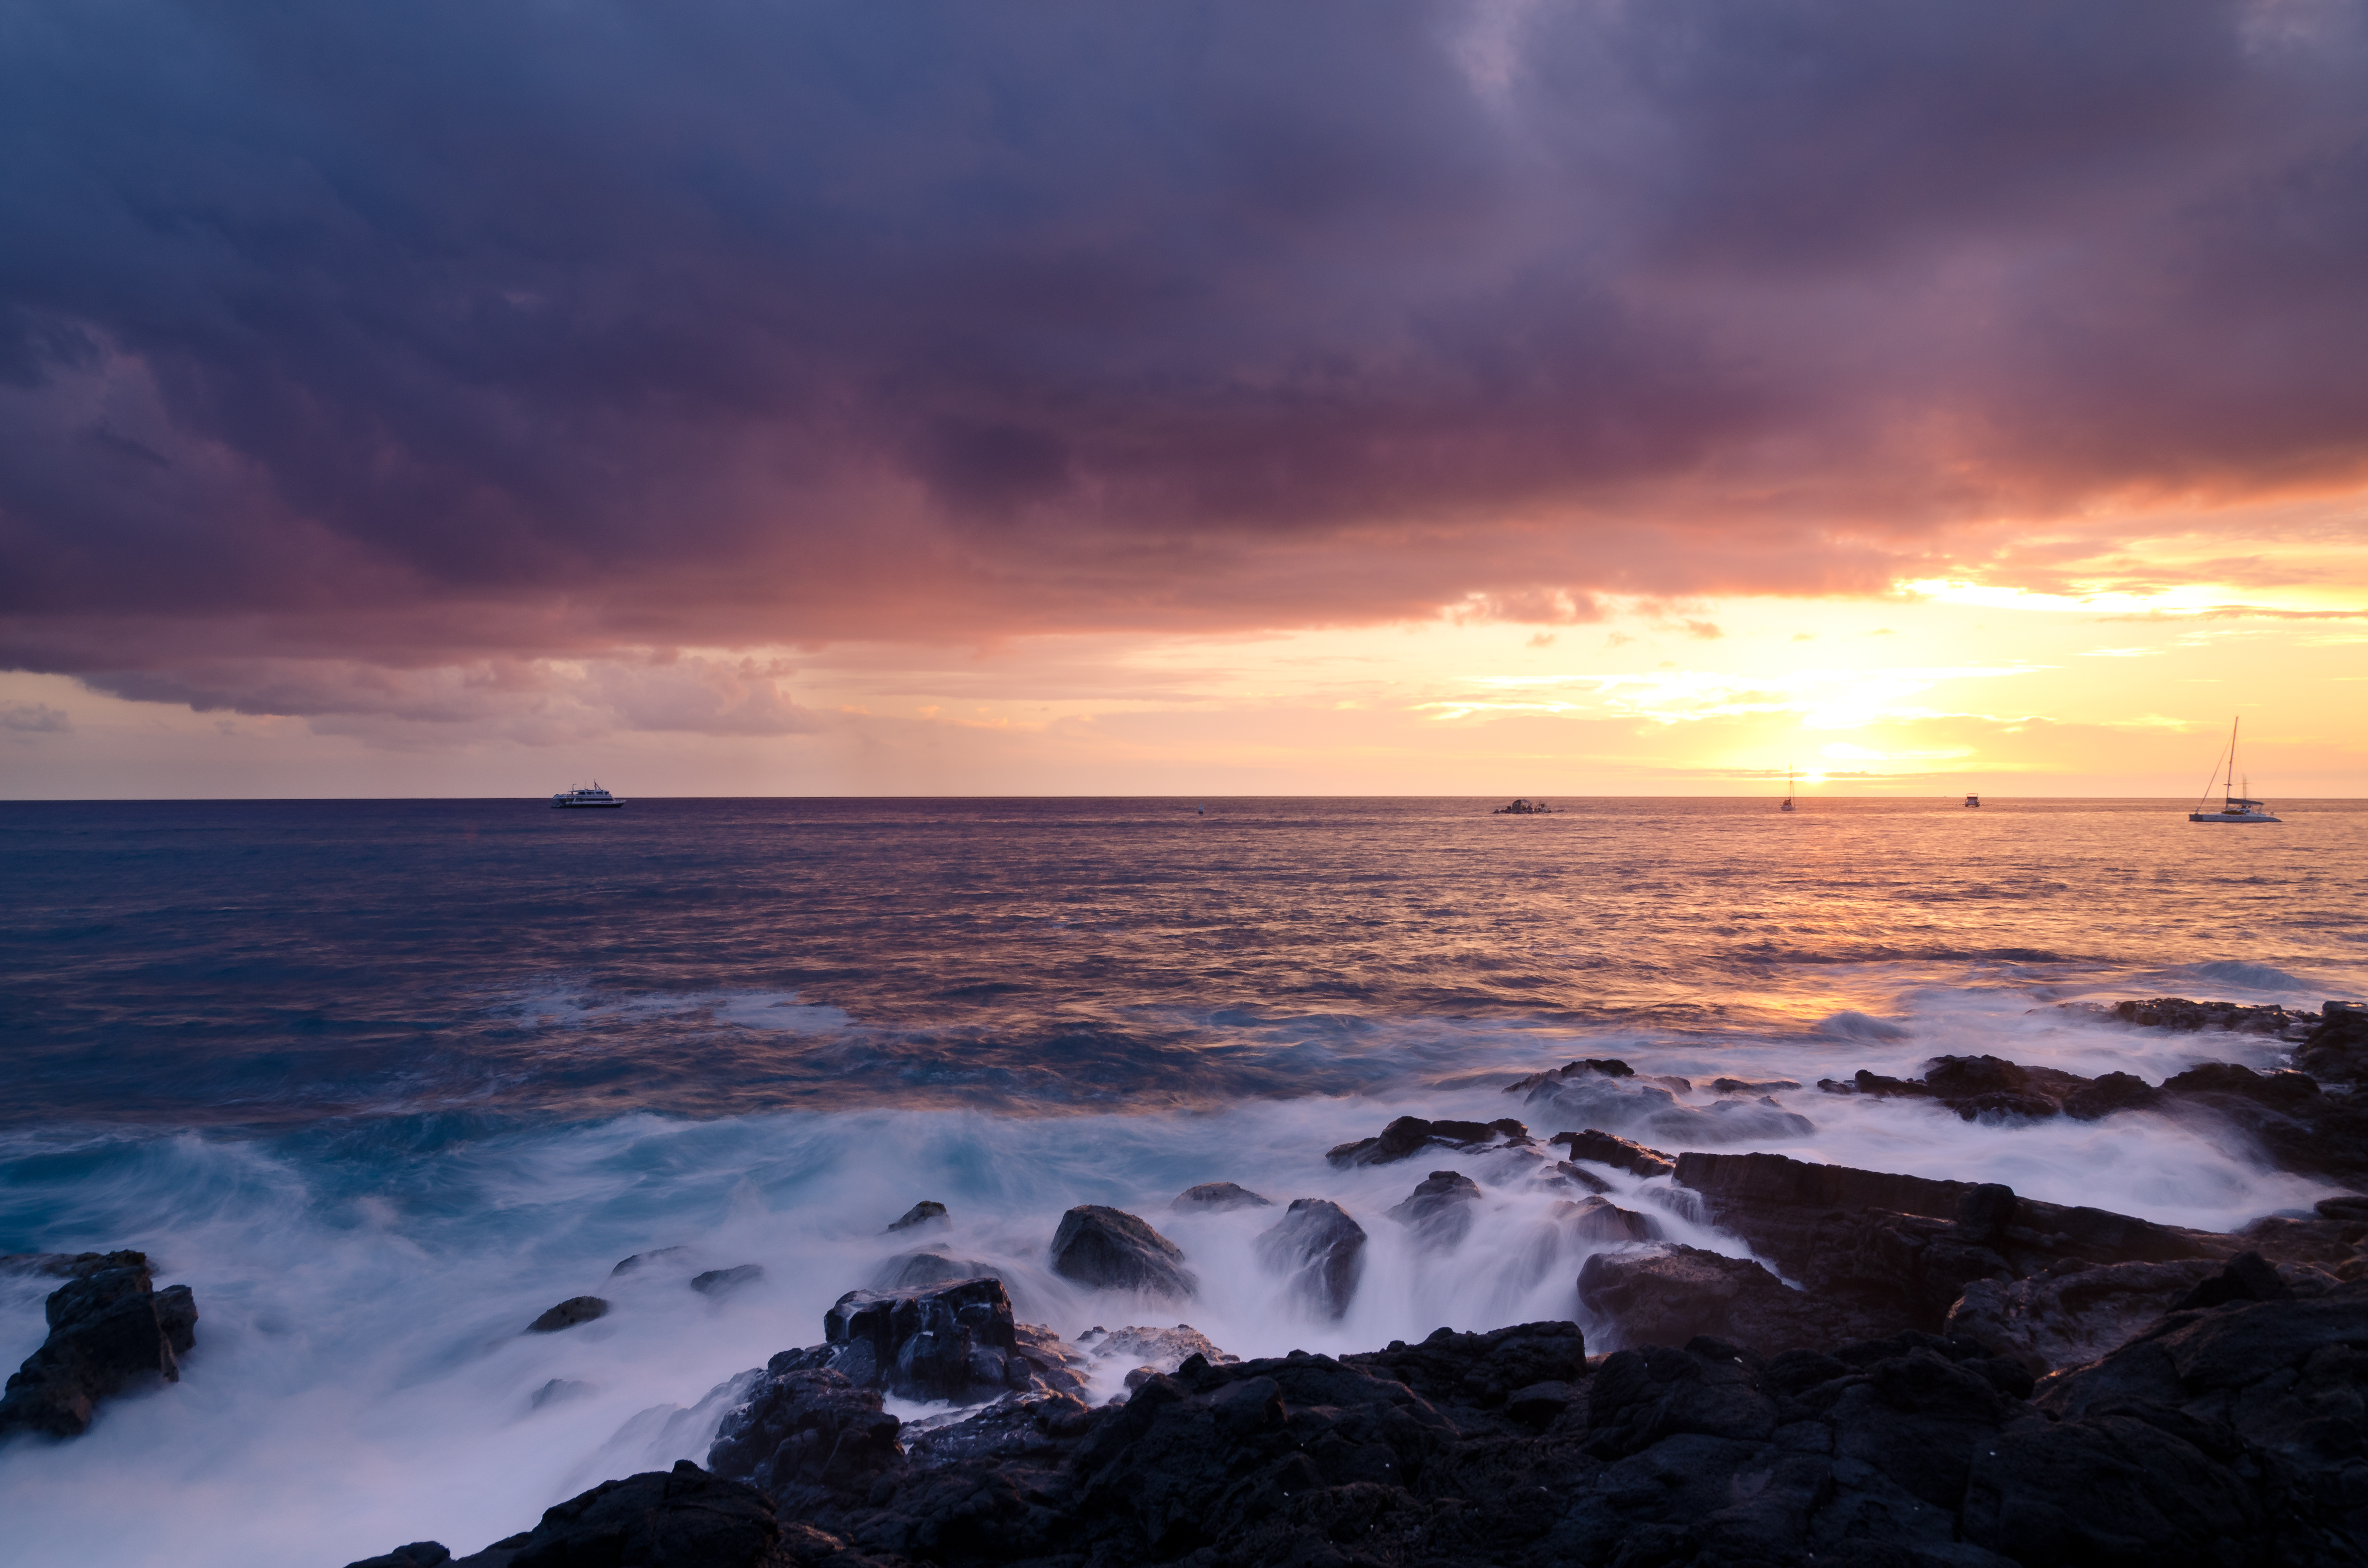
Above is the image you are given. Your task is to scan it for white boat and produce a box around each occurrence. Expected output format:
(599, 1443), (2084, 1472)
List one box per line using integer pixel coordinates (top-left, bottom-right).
(1964, 794), (1980, 809)
(551, 784), (626, 809)
(2188, 719), (2279, 824)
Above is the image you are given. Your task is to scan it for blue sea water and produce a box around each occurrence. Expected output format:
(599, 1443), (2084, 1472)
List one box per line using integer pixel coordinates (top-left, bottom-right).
(3, 796), (2364, 1565)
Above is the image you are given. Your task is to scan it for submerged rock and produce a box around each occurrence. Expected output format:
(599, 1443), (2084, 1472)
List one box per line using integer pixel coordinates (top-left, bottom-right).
(885, 1200), (949, 1232)
(870, 1250), (1000, 1290)
(1386, 1170), (1483, 1251)
(526, 1296), (608, 1333)
(1170, 1181), (1272, 1212)
(608, 1245), (693, 1277)
(1253, 1198), (1366, 1320)
(1323, 1114), (1527, 1169)
(691, 1264), (765, 1298)
(1048, 1205), (1195, 1298)
(0, 1250), (197, 1438)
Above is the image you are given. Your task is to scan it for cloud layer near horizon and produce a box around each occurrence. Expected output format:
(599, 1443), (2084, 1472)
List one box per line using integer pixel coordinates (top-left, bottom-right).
(4, 0), (2367, 722)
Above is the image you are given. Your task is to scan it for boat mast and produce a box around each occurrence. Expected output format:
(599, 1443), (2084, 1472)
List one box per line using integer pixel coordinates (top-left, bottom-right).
(2228, 718), (2237, 800)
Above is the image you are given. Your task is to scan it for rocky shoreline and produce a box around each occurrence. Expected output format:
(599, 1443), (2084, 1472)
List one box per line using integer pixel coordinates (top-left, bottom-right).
(333, 991), (2368, 1567)
(10, 996), (2364, 1565)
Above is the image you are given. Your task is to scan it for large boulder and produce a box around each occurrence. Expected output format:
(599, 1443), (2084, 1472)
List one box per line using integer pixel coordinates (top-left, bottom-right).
(885, 1201), (948, 1233)
(819, 1276), (1084, 1405)
(526, 1296), (607, 1333)
(1548, 1128), (1674, 1177)
(1554, 1195), (1660, 1243)
(706, 1368), (906, 1506)
(1671, 1149), (2234, 1333)
(1944, 1258), (2227, 1374)
(1577, 1243), (1880, 1356)
(1385, 1170), (1482, 1251)
(1048, 1206), (1195, 1298)
(0, 1250), (197, 1438)
(2296, 1002), (2368, 1084)
(444, 1461), (792, 1568)
(1324, 1115), (1527, 1169)
(1252, 1199), (1366, 1320)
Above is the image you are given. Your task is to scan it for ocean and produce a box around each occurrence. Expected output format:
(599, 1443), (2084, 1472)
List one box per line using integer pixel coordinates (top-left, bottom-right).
(3, 796), (2364, 1565)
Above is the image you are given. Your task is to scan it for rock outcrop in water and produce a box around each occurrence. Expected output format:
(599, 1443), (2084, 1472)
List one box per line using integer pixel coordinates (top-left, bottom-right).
(1047, 1206), (1195, 1298)
(1387, 1169), (1483, 1251)
(526, 1295), (608, 1333)
(1324, 1114), (1529, 1168)
(1253, 1198), (1366, 1320)
(0, 1250), (197, 1438)
(359, 1280), (2368, 1568)
(886, 1202), (950, 1233)
(1548, 1127), (1676, 1177)
(1837, 1057), (2368, 1185)
(1170, 1181), (1270, 1212)
(771, 1277), (1088, 1406)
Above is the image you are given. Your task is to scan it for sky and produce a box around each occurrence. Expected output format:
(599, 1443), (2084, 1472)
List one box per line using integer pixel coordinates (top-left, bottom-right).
(2, 0), (2364, 798)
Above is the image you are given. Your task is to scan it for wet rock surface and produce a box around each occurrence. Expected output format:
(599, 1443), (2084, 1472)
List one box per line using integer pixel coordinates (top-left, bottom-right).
(1046, 1205), (1195, 1298)
(527, 1296), (609, 1333)
(1547, 1127), (1675, 1177)
(1252, 1198), (1366, 1320)
(1169, 1181), (1270, 1212)
(1325, 1114), (1529, 1168)
(805, 1277), (1087, 1406)
(0, 1249), (197, 1438)
(1816, 1040), (2368, 1184)
(396, 1281), (2368, 1568)
(1386, 1169), (1483, 1251)
(886, 1202), (949, 1233)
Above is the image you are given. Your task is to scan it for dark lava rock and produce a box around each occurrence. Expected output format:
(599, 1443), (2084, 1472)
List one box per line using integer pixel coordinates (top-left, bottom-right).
(608, 1246), (693, 1277)
(820, 1275), (1084, 1405)
(1253, 1199), (1366, 1320)
(1386, 1170), (1483, 1250)
(2297, 1002), (2368, 1084)
(692, 1264), (766, 1298)
(1048, 1205), (1195, 1298)
(1546, 1159), (1614, 1194)
(1325, 1114), (1528, 1169)
(1170, 1181), (1272, 1212)
(2319, 1194), (2368, 1224)
(344, 1545), (452, 1568)
(2095, 995), (2312, 1034)
(451, 1460), (796, 1568)
(1945, 1258), (2231, 1374)
(1547, 1127), (1675, 1177)
(411, 1286), (2368, 1568)
(2169, 1249), (2294, 1311)
(885, 1201), (948, 1233)
(1075, 1324), (1240, 1388)
(2164, 1061), (2321, 1108)
(708, 1368), (907, 1506)
(1709, 1076), (1801, 1094)
(1577, 1244), (1871, 1356)
(1554, 1195), (1660, 1243)
(1507, 1057), (1635, 1092)
(1669, 1150), (2233, 1339)
(2064, 1069), (2168, 1119)
(526, 1296), (609, 1334)
(0, 1250), (197, 1438)
(870, 1250), (1000, 1291)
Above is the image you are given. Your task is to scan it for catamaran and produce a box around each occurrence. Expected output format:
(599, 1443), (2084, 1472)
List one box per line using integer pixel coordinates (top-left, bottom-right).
(551, 784), (626, 809)
(2188, 719), (2279, 824)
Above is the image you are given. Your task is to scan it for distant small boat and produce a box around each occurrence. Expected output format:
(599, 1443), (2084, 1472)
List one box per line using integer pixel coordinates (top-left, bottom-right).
(1780, 767), (1796, 813)
(552, 784), (626, 809)
(1493, 799), (1554, 815)
(1964, 794), (1981, 809)
(2189, 719), (2279, 824)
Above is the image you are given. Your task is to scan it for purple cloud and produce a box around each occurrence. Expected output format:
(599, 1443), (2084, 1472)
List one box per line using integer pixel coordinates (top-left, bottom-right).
(2, 0), (2364, 719)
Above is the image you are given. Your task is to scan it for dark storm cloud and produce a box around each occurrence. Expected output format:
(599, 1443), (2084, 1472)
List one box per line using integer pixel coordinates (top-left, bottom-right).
(2, 0), (2365, 708)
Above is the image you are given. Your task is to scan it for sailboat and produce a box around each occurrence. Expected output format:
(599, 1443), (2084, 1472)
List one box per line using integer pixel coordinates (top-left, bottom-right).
(1779, 767), (1796, 813)
(2188, 718), (2281, 824)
